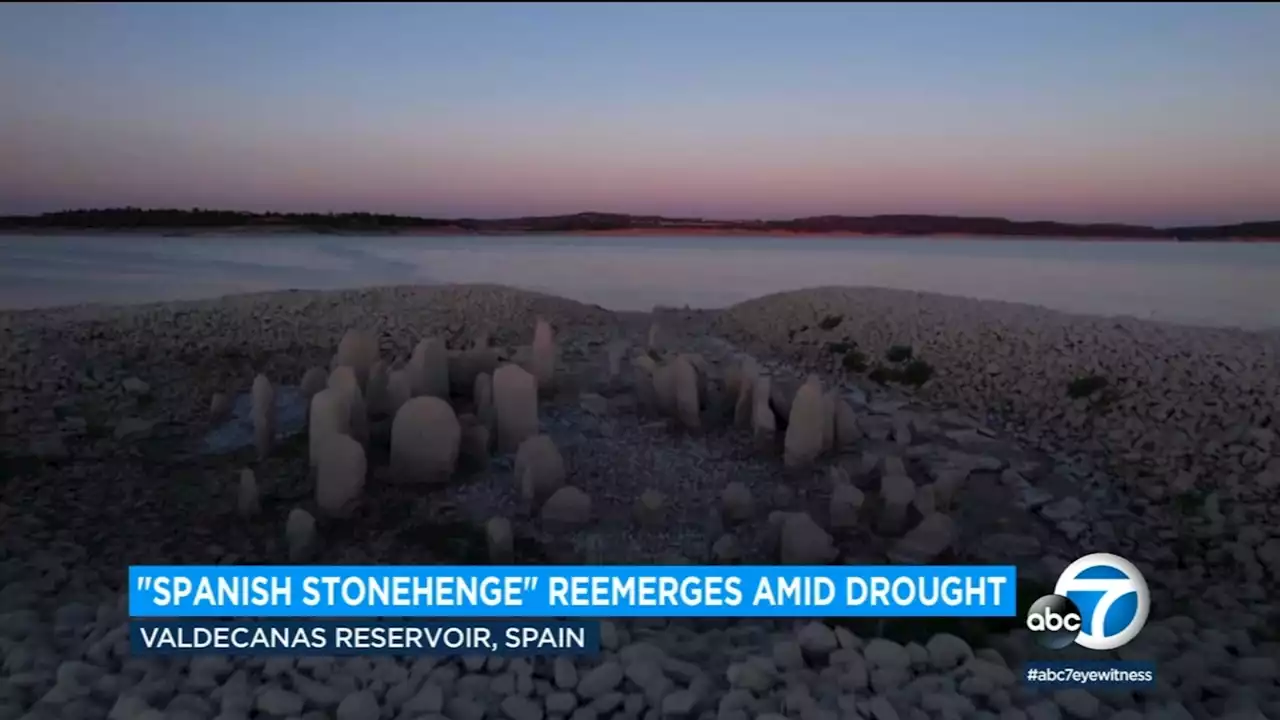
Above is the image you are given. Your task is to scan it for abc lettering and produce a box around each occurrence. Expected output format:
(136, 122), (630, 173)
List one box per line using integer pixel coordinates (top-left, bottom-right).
(1027, 607), (1081, 632)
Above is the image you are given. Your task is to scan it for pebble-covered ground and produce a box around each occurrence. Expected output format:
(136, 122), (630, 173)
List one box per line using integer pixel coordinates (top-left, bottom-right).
(1, 283), (1278, 720)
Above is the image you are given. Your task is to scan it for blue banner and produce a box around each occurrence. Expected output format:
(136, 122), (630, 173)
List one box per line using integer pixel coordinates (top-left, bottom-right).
(128, 565), (1017, 618)
(131, 620), (600, 656)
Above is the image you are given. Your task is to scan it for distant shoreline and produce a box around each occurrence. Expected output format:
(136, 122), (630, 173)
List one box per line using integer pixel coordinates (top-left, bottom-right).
(1, 225), (1277, 242)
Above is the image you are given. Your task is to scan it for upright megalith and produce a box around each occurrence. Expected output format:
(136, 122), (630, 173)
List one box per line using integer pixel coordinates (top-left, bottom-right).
(251, 374), (275, 460)
(385, 368), (412, 417)
(515, 434), (566, 508)
(299, 367), (328, 404)
(493, 363), (538, 453)
(653, 362), (678, 419)
(541, 486), (591, 527)
(391, 397), (461, 484)
(448, 350), (501, 398)
(784, 376), (827, 469)
(647, 322), (662, 352)
(821, 390), (837, 454)
(752, 375), (776, 451)
(365, 360), (390, 417)
(829, 471), (864, 531)
(733, 357), (760, 429)
(286, 508), (316, 562)
(459, 418), (491, 472)
(879, 467), (917, 535)
(486, 517), (514, 563)
(474, 372), (495, 431)
(210, 392), (232, 422)
(632, 356), (659, 416)
(835, 398), (860, 448)
(672, 355), (701, 432)
(309, 388), (351, 468)
(408, 338), (450, 400)
(606, 340), (629, 381)
(328, 366), (369, 447)
(237, 469), (259, 519)
(531, 317), (557, 391)
(316, 433), (366, 518)
(334, 329), (379, 390)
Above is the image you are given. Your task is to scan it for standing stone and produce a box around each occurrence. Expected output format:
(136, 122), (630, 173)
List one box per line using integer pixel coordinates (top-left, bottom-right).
(933, 467), (969, 510)
(365, 360), (390, 416)
(784, 376), (827, 469)
(409, 338), (450, 400)
(486, 517), (514, 563)
(515, 435), (566, 508)
(914, 484), (937, 517)
(888, 514), (955, 564)
(448, 350), (500, 397)
(286, 509), (316, 562)
(733, 358), (760, 429)
(725, 355), (745, 400)
(316, 433), (366, 518)
(328, 366), (369, 447)
(779, 512), (838, 565)
(880, 471), (917, 535)
(309, 388), (351, 468)
(821, 391), (837, 453)
(299, 367), (328, 403)
(391, 397), (461, 484)
(459, 418), (491, 472)
(672, 355), (701, 432)
(835, 399), (860, 448)
(606, 340), (629, 380)
(493, 364), (539, 453)
(386, 368), (412, 417)
(541, 487), (592, 526)
(251, 374), (276, 461)
(647, 322), (662, 351)
(752, 376), (776, 451)
(531, 317), (557, 391)
(334, 329), (379, 390)
(829, 480), (864, 531)
(653, 362), (678, 419)
(210, 392), (232, 422)
(632, 356), (659, 416)
(474, 372), (495, 431)
(237, 468), (259, 518)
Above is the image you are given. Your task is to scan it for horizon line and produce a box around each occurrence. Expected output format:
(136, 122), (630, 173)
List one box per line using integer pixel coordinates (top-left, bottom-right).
(4, 206), (1278, 231)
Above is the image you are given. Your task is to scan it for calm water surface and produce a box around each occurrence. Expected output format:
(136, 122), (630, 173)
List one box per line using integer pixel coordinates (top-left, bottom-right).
(1, 234), (1277, 330)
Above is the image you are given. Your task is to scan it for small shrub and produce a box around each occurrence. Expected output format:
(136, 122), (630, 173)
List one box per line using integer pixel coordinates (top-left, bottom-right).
(842, 350), (867, 372)
(899, 359), (934, 387)
(867, 366), (893, 385)
(886, 345), (914, 363)
(1066, 375), (1108, 399)
(818, 314), (844, 331)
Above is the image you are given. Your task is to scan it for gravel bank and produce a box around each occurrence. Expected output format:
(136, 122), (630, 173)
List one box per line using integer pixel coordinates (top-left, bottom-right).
(2, 283), (1278, 720)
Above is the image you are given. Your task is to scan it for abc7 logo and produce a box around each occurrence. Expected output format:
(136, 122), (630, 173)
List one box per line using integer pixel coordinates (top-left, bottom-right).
(1026, 553), (1150, 651)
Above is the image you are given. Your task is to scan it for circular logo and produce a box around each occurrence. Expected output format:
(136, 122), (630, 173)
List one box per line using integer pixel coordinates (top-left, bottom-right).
(1053, 552), (1150, 651)
(1025, 594), (1083, 649)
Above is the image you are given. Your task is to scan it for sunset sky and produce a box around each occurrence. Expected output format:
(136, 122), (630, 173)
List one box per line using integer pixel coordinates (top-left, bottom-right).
(2, 3), (1277, 225)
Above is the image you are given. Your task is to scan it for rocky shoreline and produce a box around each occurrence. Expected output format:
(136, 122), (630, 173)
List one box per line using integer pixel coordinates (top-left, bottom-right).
(1, 283), (1278, 720)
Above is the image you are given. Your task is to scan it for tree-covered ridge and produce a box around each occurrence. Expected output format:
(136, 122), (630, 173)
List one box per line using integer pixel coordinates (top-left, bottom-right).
(1, 207), (1276, 239)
